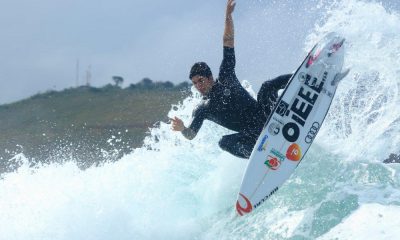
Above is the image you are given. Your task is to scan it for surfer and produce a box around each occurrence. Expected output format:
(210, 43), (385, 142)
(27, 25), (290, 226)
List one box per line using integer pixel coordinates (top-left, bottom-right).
(171, 0), (291, 158)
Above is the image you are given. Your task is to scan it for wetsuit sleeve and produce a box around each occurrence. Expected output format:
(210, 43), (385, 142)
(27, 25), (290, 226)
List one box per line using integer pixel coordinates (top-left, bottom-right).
(187, 104), (207, 134)
(218, 47), (240, 86)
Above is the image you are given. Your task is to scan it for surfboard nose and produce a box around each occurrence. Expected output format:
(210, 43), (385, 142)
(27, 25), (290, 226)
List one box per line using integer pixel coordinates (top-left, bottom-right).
(328, 38), (345, 57)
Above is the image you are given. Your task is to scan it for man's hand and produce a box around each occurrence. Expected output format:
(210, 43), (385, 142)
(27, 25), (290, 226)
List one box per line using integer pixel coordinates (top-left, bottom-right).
(226, 0), (236, 15)
(170, 116), (197, 140)
(170, 116), (185, 132)
(223, 0), (236, 48)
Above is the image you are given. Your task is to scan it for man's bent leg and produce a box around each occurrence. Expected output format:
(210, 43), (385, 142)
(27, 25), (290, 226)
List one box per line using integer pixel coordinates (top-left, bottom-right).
(219, 133), (256, 159)
(258, 74), (292, 118)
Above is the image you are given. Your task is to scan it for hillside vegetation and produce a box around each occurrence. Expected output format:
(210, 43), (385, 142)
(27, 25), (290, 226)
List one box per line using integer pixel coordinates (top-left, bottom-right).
(0, 82), (190, 173)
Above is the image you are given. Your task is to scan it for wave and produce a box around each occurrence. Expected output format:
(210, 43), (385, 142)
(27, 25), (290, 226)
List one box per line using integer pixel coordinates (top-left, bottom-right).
(1, 0), (400, 239)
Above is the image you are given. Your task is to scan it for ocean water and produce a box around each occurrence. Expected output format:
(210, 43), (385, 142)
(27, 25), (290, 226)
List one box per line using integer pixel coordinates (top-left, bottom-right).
(1, 0), (400, 239)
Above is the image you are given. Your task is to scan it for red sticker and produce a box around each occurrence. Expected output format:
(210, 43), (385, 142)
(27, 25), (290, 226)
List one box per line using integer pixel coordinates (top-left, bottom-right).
(236, 193), (252, 216)
(286, 143), (302, 161)
(306, 49), (321, 68)
(265, 156), (281, 170)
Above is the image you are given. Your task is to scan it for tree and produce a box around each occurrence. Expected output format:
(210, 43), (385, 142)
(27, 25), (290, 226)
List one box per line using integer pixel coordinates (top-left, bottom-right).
(175, 81), (191, 90)
(162, 81), (174, 89)
(154, 81), (174, 89)
(137, 78), (154, 89)
(128, 83), (137, 89)
(112, 76), (124, 87)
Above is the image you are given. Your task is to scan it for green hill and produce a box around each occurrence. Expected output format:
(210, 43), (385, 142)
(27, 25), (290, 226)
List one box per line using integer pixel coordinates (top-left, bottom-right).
(0, 83), (190, 173)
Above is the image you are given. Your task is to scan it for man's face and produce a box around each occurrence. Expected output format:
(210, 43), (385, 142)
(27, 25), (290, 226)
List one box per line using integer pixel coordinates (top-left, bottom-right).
(191, 75), (214, 95)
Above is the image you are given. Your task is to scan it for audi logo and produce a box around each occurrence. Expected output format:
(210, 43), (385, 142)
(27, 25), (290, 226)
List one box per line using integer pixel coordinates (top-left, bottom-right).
(305, 122), (320, 144)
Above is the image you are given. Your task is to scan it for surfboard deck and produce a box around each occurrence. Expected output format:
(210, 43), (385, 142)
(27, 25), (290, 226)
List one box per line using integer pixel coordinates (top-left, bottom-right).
(236, 32), (347, 216)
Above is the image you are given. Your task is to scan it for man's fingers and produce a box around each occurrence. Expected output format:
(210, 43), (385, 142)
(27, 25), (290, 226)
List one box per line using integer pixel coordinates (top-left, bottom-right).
(169, 116), (184, 132)
(169, 117), (183, 129)
(227, 0), (236, 13)
(169, 117), (180, 122)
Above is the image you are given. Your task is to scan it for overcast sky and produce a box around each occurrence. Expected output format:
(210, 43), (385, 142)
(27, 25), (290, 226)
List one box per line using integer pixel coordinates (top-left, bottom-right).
(1, 0), (399, 104)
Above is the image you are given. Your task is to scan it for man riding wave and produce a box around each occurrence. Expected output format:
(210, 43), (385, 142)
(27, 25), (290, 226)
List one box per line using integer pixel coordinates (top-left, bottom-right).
(171, 0), (291, 158)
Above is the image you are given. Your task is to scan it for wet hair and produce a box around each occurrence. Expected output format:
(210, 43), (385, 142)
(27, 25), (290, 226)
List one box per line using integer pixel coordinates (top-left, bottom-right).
(189, 62), (212, 79)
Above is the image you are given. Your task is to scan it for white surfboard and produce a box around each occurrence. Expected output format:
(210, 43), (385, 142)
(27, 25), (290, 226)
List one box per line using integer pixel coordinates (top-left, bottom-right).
(236, 32), (348, 216)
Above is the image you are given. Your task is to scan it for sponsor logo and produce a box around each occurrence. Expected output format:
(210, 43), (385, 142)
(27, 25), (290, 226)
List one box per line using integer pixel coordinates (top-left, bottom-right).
(257, 135), (269, 152)
(265, 155), (281, 170)
(223, 88), (231, 96)
(265, 149), (285, 169)
(286, 143), (302, 161)
(328, 39), (345, 57)
(305, 122), (320, 144)
(306, 49), (321, 68)
(272, 117), (284, 125)
(236, 193), (252, 216)
(271, 148), (285, 160)
(281, 72), (327, 142)
(298, 72), (307, 82)
(275, 100), (290, 117)
(254, 187), (279, 209)
(268, 122), (280, 136)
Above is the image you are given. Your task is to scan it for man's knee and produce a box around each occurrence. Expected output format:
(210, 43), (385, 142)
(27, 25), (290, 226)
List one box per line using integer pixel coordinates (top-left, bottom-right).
(218, 135), (230, 151)
(260, 74), (292, 91)
(258, 81), (273, 102)
(258, 74), (292, 108)
(260, 80), (272, 92)
(276, 74), (292, 83)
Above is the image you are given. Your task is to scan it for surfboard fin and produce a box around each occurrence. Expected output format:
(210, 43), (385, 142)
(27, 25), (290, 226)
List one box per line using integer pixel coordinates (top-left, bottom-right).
(331, 68), (350, 86)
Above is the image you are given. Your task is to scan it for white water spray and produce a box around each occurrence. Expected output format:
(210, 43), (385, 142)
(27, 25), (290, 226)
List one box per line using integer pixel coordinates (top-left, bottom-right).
(1, 1), (400, 239)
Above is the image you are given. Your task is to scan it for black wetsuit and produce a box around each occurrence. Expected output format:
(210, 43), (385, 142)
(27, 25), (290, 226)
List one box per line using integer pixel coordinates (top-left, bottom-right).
(188, 47), (291, 158)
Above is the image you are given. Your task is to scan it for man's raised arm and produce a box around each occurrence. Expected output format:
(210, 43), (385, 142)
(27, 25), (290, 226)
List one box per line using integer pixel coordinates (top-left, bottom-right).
(223, 0), (236, 48)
